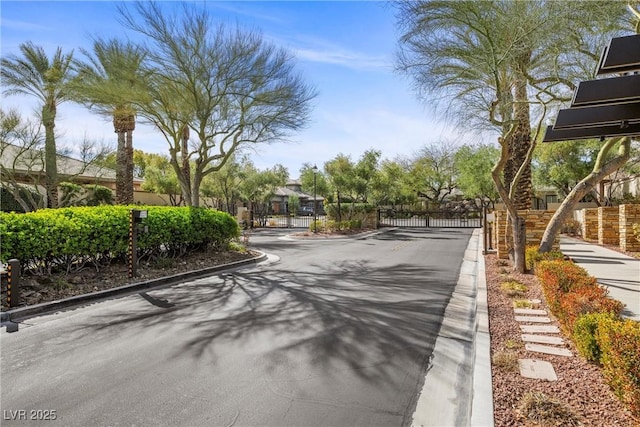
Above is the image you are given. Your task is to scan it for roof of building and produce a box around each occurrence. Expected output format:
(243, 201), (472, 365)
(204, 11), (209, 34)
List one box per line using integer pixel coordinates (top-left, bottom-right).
(1, 143), (143, 183)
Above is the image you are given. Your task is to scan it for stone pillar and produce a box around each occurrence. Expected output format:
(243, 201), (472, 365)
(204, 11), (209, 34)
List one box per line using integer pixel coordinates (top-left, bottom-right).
(619, 204), (640, 252)
(598, 206), (620, 246)
(494, 210), (559, 260)
(581, 208), (599, 241)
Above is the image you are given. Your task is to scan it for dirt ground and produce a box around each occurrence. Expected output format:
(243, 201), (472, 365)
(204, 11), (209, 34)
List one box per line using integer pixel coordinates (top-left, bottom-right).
(1, 249), (258, 311)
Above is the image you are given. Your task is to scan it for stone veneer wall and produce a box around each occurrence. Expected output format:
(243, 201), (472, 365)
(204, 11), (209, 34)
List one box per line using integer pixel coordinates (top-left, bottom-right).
(581, 208), (599, 241)
(619, 204), (640, 252)
(598, 206), (620, 246)
(494, 210), (559, 259)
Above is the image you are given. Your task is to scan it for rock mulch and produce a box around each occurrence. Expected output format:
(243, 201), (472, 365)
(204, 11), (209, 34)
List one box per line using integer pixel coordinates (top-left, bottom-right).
(485, 253), (638, 426)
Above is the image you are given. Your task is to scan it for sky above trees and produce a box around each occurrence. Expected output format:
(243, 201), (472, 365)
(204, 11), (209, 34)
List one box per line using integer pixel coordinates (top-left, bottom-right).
(1, 1), (474, 177)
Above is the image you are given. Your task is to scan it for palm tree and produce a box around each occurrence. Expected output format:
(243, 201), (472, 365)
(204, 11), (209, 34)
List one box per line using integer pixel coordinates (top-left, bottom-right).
(1, 42), (74, 208)
(71, 38), (149, 204)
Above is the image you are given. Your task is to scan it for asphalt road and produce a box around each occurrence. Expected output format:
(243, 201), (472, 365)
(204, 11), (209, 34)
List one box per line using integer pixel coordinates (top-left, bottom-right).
(1, 228), (473, 427)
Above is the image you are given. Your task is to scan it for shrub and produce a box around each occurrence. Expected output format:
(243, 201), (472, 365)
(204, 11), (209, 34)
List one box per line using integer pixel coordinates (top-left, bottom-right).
(633, 223), (640, 243)
(573, 312), (617, 363)
(597, 317), (640, 417)
(0, 206), (239, 276)
(513, 299), (533, 308)
(500, 280), (527, 297)
(517, 392), (582, 427)
(560, 286), (623, 332)
(492, 351), (519, 372)
(535, 260), (593, 316)
(560, 218), (581, 236)
(525, 245), (564, 272)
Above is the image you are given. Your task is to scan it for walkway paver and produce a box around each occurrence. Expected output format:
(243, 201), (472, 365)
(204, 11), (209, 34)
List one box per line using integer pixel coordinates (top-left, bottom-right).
(521, 334), (565, 345)
(515, 316), (551, 323)
(520, 325), (560, 334)
(514, 308), (547, 315)
(518, 359), (557, 381)
(525, 343), (572, 357)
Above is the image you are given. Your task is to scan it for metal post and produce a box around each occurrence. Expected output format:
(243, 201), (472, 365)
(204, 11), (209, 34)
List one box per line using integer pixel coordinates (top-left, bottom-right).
(128, 209), (137, 278)
(312, 164), (318, 233)
(7, 259), (20, 308)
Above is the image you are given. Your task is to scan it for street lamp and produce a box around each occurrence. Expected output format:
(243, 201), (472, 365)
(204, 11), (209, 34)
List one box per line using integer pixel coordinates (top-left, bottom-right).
(312, 164), (318, 233)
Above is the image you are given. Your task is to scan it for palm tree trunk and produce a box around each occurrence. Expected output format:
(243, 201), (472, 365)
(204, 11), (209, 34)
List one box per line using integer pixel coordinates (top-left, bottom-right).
(115, 130), (127, 205)
(42, 104), (58, 208)
(125, 121), (135, 204)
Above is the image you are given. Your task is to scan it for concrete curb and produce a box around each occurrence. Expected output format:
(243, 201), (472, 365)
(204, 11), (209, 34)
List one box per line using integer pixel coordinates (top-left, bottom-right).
(411, 228), (493, 427)
(470, 230), (494, 427)
(1, 251), (267, 322)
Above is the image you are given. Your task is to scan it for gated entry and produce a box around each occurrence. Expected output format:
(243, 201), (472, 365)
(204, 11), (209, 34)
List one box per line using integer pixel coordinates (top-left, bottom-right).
(378, 209), (481, 228)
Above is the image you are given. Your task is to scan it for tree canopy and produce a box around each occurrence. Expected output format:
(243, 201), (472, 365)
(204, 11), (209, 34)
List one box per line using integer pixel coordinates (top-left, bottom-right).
(118, 1), (316, 207)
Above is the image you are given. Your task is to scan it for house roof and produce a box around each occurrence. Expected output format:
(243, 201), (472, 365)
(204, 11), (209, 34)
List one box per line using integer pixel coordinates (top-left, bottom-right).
(1, 143), (143, 183)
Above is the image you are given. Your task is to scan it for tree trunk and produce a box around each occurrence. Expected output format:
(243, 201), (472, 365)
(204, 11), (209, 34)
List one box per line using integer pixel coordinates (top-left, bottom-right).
(181, 125), (193, 206)
(539, 137), (631, 253)
(504, 73), (532, 210)
(511, 214), (526, 273)
(115, 130), (127, 204)
(114, 112), (135, 205)
(42, 104), (58, 208)
(124, 118), (135, 204)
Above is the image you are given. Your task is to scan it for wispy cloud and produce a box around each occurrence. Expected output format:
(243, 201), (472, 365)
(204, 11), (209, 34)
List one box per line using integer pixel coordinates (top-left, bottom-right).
(0, 17), (49, 32)
(206, 2), (288, 25)
(294, 47), (390, 70)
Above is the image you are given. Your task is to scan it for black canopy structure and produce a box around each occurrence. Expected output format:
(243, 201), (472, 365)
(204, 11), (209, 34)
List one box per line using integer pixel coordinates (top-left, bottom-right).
(542, 34), (640, 142)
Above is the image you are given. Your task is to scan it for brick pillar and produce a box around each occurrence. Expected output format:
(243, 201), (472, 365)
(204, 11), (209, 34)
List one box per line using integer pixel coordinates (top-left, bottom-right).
(619, 204), (640, 252)
(598, 206), (620, 246)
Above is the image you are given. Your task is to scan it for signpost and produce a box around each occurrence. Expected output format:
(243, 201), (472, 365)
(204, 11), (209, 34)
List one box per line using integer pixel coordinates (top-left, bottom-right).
(128, 209), (148, 278)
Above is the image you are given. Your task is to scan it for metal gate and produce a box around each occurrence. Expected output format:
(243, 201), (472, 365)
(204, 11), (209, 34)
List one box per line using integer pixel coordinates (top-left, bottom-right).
(378, 210), (481, 228)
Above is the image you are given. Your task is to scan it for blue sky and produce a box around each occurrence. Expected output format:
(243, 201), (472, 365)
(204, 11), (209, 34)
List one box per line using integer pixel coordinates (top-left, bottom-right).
(1, 1), (474, 177)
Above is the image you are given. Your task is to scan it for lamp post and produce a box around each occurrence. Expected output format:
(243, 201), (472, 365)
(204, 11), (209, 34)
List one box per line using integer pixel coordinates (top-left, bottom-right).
(312, 164), (318, 233)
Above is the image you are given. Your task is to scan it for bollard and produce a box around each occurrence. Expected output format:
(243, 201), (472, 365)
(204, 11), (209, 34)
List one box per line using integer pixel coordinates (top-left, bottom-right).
(7, 259), (21, 308)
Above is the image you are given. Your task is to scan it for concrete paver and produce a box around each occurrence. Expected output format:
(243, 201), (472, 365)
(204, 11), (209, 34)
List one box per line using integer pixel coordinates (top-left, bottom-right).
(525, 343), (572, 357)
(521, 334), (565, 345)
(515, 316), (551, 323)
(518, 359), (558, 381)
(520, 325), (560, 334)
(514, 308), (547, 315)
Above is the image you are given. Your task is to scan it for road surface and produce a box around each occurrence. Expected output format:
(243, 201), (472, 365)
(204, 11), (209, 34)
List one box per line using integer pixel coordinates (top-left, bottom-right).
(1, 228), (473, 427)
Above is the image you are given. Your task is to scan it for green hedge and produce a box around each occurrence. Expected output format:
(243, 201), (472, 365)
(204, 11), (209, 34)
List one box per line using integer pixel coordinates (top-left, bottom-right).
(536, 259), (638, 417)
(0, 205), (240, 274)
(525, 245), (564, 272)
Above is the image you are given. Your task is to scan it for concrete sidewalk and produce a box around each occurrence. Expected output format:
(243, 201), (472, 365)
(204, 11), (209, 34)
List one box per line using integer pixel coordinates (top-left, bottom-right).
(560, 236), (640, 321)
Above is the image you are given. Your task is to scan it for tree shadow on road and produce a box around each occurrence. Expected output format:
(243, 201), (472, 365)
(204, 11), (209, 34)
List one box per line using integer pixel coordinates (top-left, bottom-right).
(76, 259), (457, 385)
